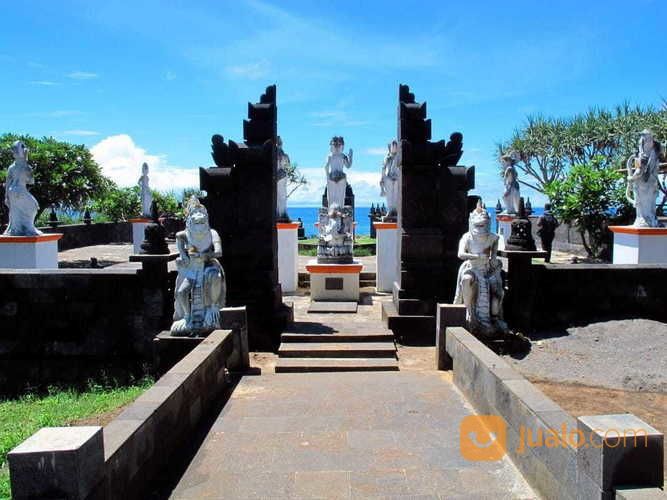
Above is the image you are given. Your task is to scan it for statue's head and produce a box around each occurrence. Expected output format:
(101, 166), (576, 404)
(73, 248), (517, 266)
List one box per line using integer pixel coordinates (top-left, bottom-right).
(639, 129), (656, 152)
(330, 136), (344, 154)
(185, 196), (210, 235)
(500, 151), (519, 168)
(11, 141), (28, 161)
(142, 162), (149, 174)
(469, 199), (491, 236)
(388, 140), (399, 155)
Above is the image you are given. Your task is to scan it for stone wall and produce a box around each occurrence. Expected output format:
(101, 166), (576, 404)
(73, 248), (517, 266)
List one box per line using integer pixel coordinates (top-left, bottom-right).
(0, 267), (175, 393)
(8, 325), (249, 500)
(40, 222), (131, 251)
(445, 325), (664, 499)
(528, 263), (667, 329)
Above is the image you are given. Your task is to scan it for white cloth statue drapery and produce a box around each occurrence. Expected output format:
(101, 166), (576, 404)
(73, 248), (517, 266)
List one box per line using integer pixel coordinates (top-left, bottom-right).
(324, 136), (353, 209)
(626, 129), (661, 228)
(3, 141), (41, 236)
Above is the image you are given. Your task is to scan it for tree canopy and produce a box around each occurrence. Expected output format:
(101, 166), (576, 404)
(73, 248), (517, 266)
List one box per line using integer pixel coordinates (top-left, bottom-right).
(0, 134), (109, 221)
(498, 104), (667, 195)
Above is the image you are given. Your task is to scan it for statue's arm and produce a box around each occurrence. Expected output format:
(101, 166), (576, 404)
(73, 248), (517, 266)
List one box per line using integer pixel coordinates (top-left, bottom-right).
(211, 230), (222, 258)
(175, 231), (189, 260)
(457, 236), (477, 260)
(346, 149), (353, 168)
(324, 155), (331, 177)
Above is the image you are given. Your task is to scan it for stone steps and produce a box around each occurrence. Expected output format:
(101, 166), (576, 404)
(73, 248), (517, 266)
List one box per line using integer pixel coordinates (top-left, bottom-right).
(275, 357), (399, 372)
(278, 342), (397, 358)
(281, 332), (394, 343)
(276, 319), (398, 373)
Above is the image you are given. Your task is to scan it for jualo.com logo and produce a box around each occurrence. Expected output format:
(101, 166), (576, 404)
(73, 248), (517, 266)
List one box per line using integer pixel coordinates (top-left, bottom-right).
(460, 415), (650, 461)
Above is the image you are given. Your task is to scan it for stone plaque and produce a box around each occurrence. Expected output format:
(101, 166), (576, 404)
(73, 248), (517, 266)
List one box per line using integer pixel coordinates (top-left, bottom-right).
(325, 277), (344, 290)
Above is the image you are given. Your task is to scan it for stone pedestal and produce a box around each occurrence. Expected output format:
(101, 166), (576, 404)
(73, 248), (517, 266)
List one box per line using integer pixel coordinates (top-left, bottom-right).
(129, 217), (151, 254)
(306, 260), (363, 302)
(277, 222), (299, 293)
(496, 214), (515, 250)
(374, 222), (398, 292)
(499, 249), (547, 331)
(609, 226), (667, 264)
(0, 233), (62, 268)
(8, 426), (104, 500)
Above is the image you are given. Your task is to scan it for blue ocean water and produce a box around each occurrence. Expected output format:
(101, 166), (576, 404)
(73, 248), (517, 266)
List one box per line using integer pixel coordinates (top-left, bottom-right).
(288, 206), (544, 237)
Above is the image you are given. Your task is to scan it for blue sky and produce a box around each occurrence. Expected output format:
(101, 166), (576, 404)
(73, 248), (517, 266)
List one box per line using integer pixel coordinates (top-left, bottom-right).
(1, 0), (666, 207)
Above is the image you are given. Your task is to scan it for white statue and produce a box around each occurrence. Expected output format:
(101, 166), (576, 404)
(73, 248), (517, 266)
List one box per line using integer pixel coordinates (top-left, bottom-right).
(171, 196), (226, 336)
(3, 141), (42, 236)
(138, 162), (152, 218)
(317, 205), (353, 261)
(626, 129), (661, 228)
(501, 153), (521, 215)
(276, 136), (290, 220)
(454, 200), (508, 338)
(324, 136), (353, 209)
(380, 140), (400, 219)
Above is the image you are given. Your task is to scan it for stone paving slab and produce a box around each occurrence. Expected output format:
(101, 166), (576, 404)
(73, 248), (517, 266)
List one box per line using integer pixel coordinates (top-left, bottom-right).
(170, 372), (535, 499)
(308, 301), (359, 313)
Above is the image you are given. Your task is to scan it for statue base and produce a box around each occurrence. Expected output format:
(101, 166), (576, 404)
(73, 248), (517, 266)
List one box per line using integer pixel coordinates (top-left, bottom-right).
(305, 260), (363, 302)
(374, 221), (399, 292)
(277, 222), (299, 293)
(129, 218), (152, 254)
(609, 226), (667, 264)
(496, 214), (515, 249)
(0, 233), (62, 269)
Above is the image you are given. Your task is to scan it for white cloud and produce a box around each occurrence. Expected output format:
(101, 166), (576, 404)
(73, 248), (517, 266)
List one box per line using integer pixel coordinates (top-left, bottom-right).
(91, 134), (198, 193)
(164, 71), (176, 81)
(226, 60), (270, 79)
(63, 129), (100, 136)
(29, 80), (58, 86)
(287, 167), (383, 207)
(67, 71), (99, 80)
(364, 147), (388, 156)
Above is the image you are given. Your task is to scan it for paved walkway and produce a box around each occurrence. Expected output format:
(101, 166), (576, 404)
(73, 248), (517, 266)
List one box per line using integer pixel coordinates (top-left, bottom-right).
(169, 295), (535, 499)
(170, 372), (534, 499)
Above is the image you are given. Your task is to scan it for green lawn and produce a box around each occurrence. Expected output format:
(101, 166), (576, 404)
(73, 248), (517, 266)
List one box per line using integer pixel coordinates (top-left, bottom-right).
(0, 379), (152, 499)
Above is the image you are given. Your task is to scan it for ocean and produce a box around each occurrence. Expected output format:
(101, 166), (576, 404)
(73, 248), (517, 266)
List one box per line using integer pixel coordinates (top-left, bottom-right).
(288, 206), (544, 237)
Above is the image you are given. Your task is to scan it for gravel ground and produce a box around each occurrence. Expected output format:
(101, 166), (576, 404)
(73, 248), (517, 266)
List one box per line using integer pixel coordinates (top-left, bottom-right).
(504, 319), (667, 392)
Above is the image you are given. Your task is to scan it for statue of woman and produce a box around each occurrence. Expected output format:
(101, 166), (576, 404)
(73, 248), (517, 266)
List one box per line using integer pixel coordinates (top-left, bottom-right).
(3, 141), (42, 236)
(324, 136), (353, 209)
(276, 136), (290, 221)
(138, 162), (152, 218)
(501, 154), (520, 214)
(626, 129), (661, 228)
(380, 140), (400, 220)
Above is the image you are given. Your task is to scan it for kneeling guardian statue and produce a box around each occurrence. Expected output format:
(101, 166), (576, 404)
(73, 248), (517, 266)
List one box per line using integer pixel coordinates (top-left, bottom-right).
(171, 196), (226, 336)
(454, 200), (508, 338)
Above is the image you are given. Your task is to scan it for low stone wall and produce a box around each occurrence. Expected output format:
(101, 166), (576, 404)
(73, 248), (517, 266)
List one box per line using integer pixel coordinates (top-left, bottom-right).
(444, 323), (664, 500)
(529, 263), (667, 329)
(0, 266), (175, 393)
(8, 326), (249, 500)
(41, 222), (131, 251)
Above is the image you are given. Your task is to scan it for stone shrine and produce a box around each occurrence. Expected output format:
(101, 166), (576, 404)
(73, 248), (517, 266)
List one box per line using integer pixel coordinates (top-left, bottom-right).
(0, 140), (62, 268)
(200, 85), (290, 348)
(504, 198), (537, 251)
(170, 196), (226, 336)
(385, 84), (474, 337)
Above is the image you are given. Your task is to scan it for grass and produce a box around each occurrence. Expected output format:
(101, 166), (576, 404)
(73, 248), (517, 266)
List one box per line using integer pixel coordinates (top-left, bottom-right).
(0, 377), (152, 499)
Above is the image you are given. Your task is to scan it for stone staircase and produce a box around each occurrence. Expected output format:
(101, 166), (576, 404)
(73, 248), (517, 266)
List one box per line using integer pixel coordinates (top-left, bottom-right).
(275, 321), (398, 372)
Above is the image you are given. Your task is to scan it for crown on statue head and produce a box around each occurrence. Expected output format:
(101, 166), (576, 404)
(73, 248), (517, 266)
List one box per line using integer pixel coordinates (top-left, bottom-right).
(185, 195), (207, 218)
